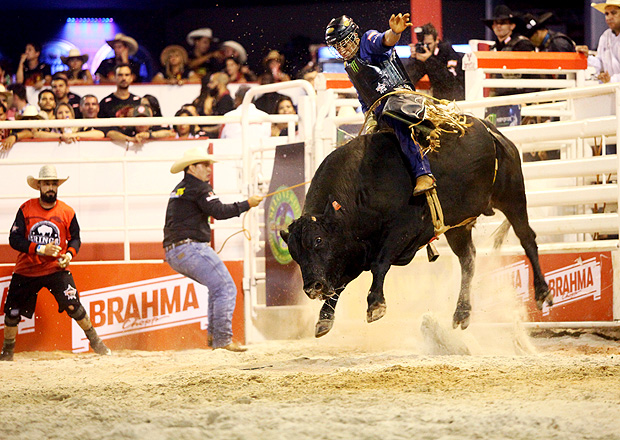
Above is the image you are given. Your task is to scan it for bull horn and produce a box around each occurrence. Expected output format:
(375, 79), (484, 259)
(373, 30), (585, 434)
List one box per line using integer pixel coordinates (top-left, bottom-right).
(280, 229), (290, 243)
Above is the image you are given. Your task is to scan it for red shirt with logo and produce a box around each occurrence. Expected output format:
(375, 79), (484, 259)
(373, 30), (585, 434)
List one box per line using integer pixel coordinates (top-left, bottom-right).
(9, 198), (81, 277)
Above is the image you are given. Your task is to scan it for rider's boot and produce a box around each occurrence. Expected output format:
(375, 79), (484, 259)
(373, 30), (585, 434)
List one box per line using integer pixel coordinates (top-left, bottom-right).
(413, 174), (436, 197)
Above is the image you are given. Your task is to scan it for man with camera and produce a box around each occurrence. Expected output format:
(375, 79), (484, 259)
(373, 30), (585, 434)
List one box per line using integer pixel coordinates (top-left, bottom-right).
(406, 23), (465, 102)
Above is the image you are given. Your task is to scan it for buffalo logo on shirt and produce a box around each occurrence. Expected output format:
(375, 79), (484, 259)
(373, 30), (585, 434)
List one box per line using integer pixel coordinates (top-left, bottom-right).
(63, 284), (78, 301)
(29, 221), (61, 245)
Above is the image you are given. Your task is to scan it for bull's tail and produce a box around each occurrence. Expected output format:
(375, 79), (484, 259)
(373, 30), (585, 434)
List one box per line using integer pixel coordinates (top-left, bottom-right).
(492, 219), (512, 250)
(480, 117), (518, 250)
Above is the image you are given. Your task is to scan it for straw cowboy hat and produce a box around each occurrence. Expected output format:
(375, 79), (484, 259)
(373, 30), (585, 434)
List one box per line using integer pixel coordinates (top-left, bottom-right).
(263, 50), (285, 67)
(106, 33), (139, 56)
(170, 146), (217, 174)
(27, 165), (69, 190)
(186, 28), (218, 46)
(481, 5), (523, 29)
(592, 0), (620, 12)
(0, 84), (13, 107)
(221, 40), (247, 64)
(61, 48), (89, 65)
(160, 45), (189, 66)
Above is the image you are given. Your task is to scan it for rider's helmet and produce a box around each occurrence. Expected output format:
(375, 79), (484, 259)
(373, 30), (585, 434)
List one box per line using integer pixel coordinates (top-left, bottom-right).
(325, 15), (360, 61)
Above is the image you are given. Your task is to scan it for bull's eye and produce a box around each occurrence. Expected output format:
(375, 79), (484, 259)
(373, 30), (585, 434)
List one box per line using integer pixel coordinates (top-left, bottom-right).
(314, 237), (322, 248)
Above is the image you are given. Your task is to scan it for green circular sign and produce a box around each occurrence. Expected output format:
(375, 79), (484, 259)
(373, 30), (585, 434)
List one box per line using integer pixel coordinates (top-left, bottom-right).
(268, 186), (302, 265)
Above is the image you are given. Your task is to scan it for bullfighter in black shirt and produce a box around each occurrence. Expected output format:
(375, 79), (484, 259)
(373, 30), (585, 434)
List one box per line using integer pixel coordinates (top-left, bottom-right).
(163, 147), (262, 352)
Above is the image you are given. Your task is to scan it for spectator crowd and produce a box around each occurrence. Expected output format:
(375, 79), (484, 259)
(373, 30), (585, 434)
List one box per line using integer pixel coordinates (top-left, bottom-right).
(0, 3), (608, 150)
(0, 24), (321, 150)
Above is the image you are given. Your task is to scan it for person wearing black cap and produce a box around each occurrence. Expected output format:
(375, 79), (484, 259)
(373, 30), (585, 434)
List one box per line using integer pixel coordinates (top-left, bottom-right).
(522, 12), (576, 52)
(483, 5), (535, 52)
(483, 5), (535, 97)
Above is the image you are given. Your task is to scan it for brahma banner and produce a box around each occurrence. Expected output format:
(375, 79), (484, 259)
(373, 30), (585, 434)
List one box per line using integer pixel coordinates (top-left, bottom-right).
(482, 252), (613, 322)
(0, 262), (244, 353)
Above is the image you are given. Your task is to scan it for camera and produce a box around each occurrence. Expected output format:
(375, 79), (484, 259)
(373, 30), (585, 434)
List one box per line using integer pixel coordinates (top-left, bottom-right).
(413, 26), (429, 53)
(415, 42), (429, 54)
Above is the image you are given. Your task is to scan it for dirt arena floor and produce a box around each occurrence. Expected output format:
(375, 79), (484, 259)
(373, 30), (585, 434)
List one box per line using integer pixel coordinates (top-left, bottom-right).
(1, 262), (619, 440)
(0, 330), (619, 440)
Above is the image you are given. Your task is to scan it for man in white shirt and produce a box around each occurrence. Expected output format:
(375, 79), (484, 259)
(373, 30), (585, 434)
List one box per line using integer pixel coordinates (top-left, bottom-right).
(577, 0), (620, 83)
(220, 85), (272, 139)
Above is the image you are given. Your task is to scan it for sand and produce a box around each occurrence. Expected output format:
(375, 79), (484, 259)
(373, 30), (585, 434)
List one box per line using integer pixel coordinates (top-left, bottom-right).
(0, 324), (618, 440)
(1, 258), (619, 440)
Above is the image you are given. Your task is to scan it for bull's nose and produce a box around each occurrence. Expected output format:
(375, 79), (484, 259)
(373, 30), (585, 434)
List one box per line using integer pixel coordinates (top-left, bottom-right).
(303, 281), (324, 299)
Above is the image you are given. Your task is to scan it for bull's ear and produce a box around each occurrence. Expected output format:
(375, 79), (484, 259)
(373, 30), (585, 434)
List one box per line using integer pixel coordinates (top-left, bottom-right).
(280, 229), (290, 243)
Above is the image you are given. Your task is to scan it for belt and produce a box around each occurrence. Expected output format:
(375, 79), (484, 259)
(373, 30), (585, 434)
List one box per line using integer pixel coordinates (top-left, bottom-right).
(164, 238), (200, 252)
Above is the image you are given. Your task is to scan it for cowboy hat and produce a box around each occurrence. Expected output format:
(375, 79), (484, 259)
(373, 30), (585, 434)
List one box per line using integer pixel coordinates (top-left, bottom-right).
(160, 45), (189, 66)
(221, 40), (247, 64)
(17, 105), (43, 120)
(61, 48), (89, 65)
(106, 33), (139, 56)
(592, 0), (620, 12)
(27, 165), (69, 190)
(522, 12), (554, 37)
(186, 28), (219, 46)
(170, 146), (217, 174)
(263, 50), (285, 67)
(0, 84), (13, 107)
(482, 5), (523, 28)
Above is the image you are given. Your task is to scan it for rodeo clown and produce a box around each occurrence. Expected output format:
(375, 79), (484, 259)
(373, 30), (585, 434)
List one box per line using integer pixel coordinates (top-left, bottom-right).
(1, 165), (111, 361)
(325, 13), (467, 197)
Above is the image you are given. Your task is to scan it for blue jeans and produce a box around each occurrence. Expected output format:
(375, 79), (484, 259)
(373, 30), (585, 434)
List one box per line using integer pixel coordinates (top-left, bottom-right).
(165, 242), (237, 348)
(385, 116), (432, 179)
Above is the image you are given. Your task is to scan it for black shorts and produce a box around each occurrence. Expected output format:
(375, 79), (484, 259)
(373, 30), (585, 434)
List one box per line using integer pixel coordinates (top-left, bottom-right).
(3, 271), (82, 319)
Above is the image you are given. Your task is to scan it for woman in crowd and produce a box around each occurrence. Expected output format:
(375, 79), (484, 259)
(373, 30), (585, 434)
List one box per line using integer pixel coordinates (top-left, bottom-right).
(271, 95), (297, 136)
(224, 56), (257, 83)
(141, 94), (163, 117)
(152, 45), (199, 85)
(174, 108), (208, 139)
(33, 102), (82, 142)
(61, 49), (94, 85)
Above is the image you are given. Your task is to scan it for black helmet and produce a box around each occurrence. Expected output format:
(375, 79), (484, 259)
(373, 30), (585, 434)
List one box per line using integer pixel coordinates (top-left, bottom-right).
(325, 15), (359, 46)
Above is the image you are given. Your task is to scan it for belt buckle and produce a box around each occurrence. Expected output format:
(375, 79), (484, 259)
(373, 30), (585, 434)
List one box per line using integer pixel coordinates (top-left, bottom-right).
(165, 238), (195, 253)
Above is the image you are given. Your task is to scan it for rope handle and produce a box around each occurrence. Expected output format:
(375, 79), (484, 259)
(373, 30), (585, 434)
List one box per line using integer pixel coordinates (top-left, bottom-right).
(215, 180), (312, 254)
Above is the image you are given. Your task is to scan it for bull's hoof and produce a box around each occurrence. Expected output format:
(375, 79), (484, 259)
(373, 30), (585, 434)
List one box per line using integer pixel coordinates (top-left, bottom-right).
(452, 311), (471, 330)
(366, 301), (386, 323)
(315, 318), (334, 338)
(536, 290), (554, 310)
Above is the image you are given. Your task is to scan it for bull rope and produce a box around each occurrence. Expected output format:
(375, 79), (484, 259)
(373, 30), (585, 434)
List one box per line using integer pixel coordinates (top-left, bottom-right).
(425, 189), (477, 237)
(425, 149), (498, 238)
(362, 89), (472, 154)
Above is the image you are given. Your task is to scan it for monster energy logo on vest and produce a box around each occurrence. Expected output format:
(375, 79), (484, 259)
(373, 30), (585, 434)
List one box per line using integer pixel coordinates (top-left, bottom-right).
(345, 50), (412, 109)
(349, 60), (361, 73)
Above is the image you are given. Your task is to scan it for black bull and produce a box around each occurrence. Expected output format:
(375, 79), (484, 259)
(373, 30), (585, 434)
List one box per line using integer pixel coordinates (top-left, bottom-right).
(281, 116), (553, 337)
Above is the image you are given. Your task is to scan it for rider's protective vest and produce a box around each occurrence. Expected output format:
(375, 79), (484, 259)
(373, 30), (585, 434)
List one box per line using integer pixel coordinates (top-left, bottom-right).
(345, 50), (413, 110)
